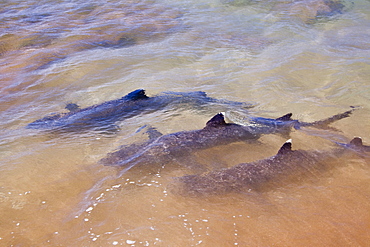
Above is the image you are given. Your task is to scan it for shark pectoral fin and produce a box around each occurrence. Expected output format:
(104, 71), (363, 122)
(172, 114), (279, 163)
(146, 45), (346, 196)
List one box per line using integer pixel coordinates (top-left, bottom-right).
(122, 89), (149, 101)
(275, 113), (293, 121)
(65, 103), (80, 112)
(277, 139), (292, 155)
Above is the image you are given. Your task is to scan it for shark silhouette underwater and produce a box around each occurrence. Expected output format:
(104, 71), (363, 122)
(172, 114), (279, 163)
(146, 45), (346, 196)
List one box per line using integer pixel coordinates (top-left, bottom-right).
(99, 109), (354, 172)
(170, 137), (370, 196)
(26, 89), (254, 132)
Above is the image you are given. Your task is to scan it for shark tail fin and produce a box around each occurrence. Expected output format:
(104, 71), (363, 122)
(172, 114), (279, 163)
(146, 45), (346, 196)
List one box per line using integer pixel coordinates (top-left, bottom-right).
(300, 107), (357, 130)
(277, 139), (293, 155)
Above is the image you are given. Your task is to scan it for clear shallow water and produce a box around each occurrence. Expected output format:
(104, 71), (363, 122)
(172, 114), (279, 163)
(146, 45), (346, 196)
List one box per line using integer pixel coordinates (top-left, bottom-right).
(1, 0), (370, 246)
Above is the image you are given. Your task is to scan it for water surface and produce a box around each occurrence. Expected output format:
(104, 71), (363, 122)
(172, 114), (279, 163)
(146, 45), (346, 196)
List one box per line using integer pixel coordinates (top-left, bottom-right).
(1, 0), (370, 246)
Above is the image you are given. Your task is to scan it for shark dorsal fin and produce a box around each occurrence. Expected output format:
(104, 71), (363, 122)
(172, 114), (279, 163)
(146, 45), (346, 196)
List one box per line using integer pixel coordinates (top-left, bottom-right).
(65, 103), (80, 112)
(276, 113), (293, 121)
(123, 89), (149, 101)
(206, 113), (227, 127)
(277, 139), (292, 155)
(350, 137), (363, 147)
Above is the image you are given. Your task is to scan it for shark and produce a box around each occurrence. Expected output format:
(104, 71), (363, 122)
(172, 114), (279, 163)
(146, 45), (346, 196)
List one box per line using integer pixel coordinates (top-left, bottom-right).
(99, 109), (354, 172)
(26, 89), (254, 132)
(170, 137), (370, 196)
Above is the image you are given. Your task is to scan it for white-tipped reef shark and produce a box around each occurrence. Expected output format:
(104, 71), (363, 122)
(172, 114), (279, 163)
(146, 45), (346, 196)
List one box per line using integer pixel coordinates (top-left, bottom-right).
(26, 89), (254, 132)
(99, 109), (354, 171)
(170, 137), (370, 196)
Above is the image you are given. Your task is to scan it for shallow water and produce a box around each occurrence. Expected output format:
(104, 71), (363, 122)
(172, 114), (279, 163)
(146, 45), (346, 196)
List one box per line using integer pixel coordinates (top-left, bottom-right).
(1, 0), (370, 246)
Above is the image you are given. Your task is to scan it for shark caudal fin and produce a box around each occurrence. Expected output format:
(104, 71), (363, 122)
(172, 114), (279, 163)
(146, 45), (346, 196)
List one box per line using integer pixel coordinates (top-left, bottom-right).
(299, 107), (357, 130)
(275, 113), (293, 121)
(277, 139), (293, 155)
(205, 113), (227, 127)
(122, 89), (149, 101)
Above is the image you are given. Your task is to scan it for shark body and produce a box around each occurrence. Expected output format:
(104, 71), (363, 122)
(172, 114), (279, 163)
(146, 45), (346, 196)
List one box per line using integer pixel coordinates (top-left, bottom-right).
(26, 89), (253, 132)
(171, 137), (370, 196)
(100, 110), (354, 171)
